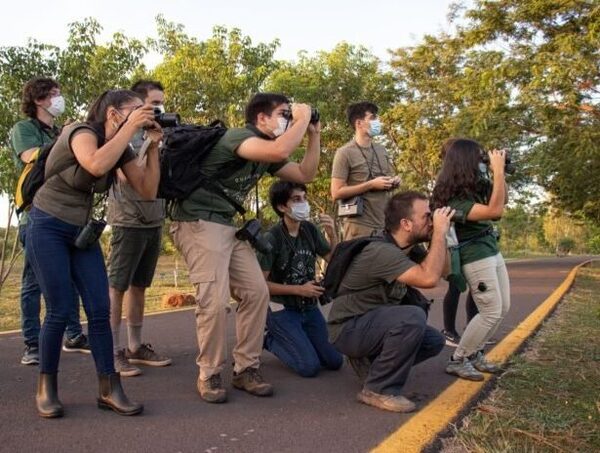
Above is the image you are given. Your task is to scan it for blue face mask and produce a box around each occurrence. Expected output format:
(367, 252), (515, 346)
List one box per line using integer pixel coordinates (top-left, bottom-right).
(368, 119), (382, 137)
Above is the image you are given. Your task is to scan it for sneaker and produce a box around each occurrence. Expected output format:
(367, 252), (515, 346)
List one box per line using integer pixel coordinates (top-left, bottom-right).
(62, 333), (91, 354)
(356, 388), (416, 413)
(445, 356), (484, 381)
(114, 349), (142, 377)
(125, 344), (172, 367)
(197, 374), (227, 403)
(441, 330), (461, 348)
(21, 345), (39, 365)
(470, 351), (502, 373)
(347, 356), (370, 382)
(232, 367), (274, 397)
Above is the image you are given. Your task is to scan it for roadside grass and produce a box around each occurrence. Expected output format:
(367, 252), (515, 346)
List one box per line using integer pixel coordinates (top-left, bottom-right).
(442, 264), (600, 453)
(0, 254), (194, 332)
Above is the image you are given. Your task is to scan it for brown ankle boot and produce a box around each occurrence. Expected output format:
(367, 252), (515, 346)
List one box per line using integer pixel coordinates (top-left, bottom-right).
(97, 373), (143, 416)
(36, 372), (64, 418)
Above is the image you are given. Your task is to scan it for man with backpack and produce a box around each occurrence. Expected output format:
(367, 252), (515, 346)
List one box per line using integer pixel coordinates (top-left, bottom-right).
(170, 93), (321, 403)
(258, 181), (343, 377)
(106, 80), (171, 377)
(326, 191), (451, 412)
(10, 77), (89, 365)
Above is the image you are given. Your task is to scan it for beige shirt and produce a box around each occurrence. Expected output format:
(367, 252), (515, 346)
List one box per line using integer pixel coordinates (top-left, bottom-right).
(331, 140), (394, 229)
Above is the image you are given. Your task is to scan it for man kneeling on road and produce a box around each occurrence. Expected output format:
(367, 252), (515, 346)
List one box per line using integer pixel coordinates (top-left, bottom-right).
(327, 191), (451, 412)
(259, 181), (343, 377)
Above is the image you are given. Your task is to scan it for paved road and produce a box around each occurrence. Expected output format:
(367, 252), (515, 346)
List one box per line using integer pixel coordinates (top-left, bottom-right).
(0, 256), (592, 453)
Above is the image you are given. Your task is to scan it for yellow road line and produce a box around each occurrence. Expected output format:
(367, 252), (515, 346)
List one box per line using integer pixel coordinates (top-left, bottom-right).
(372, 259), (594, 453)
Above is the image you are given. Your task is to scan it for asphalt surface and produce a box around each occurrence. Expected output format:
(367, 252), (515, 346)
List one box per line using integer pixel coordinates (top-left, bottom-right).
(0, 255), (593, 453)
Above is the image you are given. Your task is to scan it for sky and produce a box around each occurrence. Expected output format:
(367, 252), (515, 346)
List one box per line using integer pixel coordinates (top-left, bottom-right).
(1, 0), (459, 225)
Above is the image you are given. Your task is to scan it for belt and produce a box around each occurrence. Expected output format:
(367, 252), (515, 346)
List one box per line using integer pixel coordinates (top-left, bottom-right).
(284, 298), (318, 312)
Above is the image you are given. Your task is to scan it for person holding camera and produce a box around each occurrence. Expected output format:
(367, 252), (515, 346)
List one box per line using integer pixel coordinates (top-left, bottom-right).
(170, 92), (321, 403)
(26, 89), (161, 418)
(258, 181), (343, 377)
(107, 81), (171, 377)
(432, 138), (510, 381)
(327, 192), (449, 413)
(331, 102), (400, 240)
(10, 77), (91, 365)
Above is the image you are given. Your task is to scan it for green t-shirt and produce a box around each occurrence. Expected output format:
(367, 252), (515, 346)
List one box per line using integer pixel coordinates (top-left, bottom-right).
(449, 196), (499, 266)
(258, 221), (330, 306)
(9, 118), (60, 225)
(171, 127), (289, 225)
(327, 241), (425, 342)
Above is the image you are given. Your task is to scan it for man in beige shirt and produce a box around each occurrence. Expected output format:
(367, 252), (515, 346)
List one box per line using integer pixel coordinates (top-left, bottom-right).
(331, 102), (400, 240)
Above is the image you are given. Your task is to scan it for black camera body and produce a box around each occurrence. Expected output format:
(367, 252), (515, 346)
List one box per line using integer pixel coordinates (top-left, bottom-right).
(153, 107), (181, 128)
(481, 151), (515, 175)
(282, 108), (320, 125)
(235, 219), (273, 255)
(74, 218), (107, 250)
(316, 281), (332, 306)
(450, 209), (465, 223)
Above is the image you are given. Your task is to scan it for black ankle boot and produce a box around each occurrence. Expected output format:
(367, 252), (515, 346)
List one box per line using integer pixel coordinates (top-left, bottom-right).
(97, 373), (143, 416)
(36, 373), (64, 418)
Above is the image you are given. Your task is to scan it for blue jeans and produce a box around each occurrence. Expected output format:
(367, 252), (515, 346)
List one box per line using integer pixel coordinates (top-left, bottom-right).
(265, 305), (343, 377)
(19, 222), (82, 346)
(26, 207), (114, 374)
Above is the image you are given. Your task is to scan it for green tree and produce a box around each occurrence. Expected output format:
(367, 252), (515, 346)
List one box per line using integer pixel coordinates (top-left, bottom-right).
(151, 17), (280, 126)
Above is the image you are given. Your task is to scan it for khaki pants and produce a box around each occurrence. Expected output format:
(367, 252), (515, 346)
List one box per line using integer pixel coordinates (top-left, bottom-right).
(455, 253), (510, 358)
(342, 221), (380, 241)
(171, 220), (269, 380)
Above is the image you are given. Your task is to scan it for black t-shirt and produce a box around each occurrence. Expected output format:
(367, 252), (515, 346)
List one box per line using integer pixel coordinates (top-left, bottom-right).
(259, 221), (330, 306)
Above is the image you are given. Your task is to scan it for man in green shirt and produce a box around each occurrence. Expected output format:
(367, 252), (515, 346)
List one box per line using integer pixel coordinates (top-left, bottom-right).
(171, 92), (321, 403)
(10, 77), (89, 365)
(327, 192), (451, 413)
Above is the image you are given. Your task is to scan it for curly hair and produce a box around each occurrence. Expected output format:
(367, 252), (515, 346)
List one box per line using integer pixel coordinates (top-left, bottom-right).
(21, 78), (59, 118)
(431, 138), (485, 208)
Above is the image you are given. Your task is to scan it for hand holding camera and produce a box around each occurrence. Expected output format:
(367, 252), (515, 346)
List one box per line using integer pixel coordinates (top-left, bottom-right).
(296, 280), (325, 299)
(369, 176), (395, 191)
(432, 206), (456, 235)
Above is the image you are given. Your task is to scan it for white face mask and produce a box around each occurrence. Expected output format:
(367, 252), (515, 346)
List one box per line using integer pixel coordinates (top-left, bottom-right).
(46, 95), (65, 117)
(478, 162), (488, 174)
(272, 117), (289, 137)
(289, 201), (311, 221)
(154, 104), (165, 114)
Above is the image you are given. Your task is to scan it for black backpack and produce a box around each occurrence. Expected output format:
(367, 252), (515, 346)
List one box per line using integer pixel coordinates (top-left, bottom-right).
(322, 236), (383, 299)
(157, 122), (228, 202)
(15, 138), (59, 215)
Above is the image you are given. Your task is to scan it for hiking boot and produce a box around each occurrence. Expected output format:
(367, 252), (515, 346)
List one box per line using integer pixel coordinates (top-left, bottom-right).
(115, 349), (142, 377)
(356, 388), (416, 413)
(126, 344), (172, 367)
(471, 351), (502, 373)
(197, 374), (227, 403)
(21, 344), (39, 365)
(62, 333), (91, 354)
(232, 367), (273, 397)
(446, 356), (485, 381)
(441, 329), (461, 348)
(347, 356), (370, 382)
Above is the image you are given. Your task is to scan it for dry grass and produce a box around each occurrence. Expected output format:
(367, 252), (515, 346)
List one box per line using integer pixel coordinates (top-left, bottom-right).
(441, 265), (600, 452)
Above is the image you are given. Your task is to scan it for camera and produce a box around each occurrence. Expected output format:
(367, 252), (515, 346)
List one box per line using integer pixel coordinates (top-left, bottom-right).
(316, 280), (332, 306)
(74, 218), (107, 250)
(450, 209), (465, 223)
(282, 107), (320, 125)
(235, 219), (273, 255)
(481, 151), (516, 175)
(153, 107), (180, 128)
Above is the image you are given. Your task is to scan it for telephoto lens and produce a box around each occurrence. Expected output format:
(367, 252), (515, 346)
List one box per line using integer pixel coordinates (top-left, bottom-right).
(153, 107), (180, 128)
